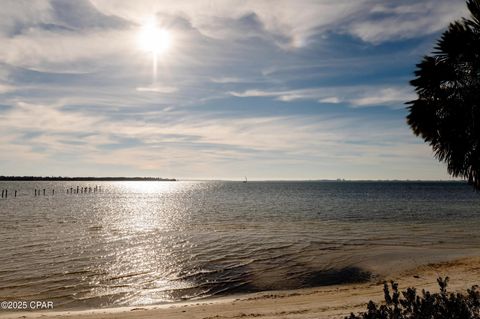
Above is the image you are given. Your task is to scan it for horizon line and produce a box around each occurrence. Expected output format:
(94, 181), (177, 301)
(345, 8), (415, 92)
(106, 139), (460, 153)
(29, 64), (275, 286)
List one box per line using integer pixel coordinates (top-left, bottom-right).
(0, 175), (464, 182)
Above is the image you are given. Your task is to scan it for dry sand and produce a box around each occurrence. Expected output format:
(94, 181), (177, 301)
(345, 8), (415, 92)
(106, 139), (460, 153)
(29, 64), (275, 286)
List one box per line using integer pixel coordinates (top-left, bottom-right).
(1, 256), (479, 319)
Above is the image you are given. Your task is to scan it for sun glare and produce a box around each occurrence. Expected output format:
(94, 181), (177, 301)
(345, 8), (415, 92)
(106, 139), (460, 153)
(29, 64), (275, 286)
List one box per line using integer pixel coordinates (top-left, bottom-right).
(138, 20), (171, 55)
(138, 18), (172, 82)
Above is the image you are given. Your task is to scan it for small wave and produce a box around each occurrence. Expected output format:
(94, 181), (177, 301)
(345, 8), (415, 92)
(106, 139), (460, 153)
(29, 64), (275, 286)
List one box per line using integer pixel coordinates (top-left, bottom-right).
(88, 225), (103, 231)
(105, 271), (150, 282)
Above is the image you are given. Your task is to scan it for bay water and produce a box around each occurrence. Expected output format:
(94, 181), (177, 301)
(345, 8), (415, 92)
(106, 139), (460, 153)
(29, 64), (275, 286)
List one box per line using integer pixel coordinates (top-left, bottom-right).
(0, 181), (479, 309)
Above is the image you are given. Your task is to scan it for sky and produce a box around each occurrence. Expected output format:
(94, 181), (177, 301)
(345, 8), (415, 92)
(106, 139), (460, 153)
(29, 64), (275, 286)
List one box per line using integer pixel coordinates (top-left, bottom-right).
(0, 0), (470, 180)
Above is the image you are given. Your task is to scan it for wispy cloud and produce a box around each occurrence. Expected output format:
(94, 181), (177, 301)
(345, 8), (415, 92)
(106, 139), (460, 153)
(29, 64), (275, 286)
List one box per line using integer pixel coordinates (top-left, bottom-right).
(230, 86), (415, 108)
(136, 86), (178, 93)
(90, 0), (466, 48)
(348, 2), (467, 43)
(318, 97), (341, 104)
(349, 88), (416, 107)
(0, 84), (15, 94)
(210, 77), (246, 84)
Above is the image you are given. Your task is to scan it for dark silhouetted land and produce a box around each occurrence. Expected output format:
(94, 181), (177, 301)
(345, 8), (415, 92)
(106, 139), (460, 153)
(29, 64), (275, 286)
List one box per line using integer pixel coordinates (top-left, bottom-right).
(0, 176), (176, 181)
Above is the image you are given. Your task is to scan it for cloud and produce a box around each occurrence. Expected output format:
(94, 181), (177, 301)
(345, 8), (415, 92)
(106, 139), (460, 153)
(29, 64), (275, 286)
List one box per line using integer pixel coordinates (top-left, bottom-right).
(0, 0), (468, 79)
(0, 93), (447, 179)
(230, 85), (415, 108)
(229, 88), (323, 102)
(0, 0), (459, 179)
(136, 86), (178, 93)
(89, 0), (468, 49)
(0, 101), (100, 133)
(210, 77), (245, 84)
(0, 28), (136, 72)
(349, 88), (415, 107)
(0, 0), (130, 37)
(0, 1), (137, 72)
(50, 0), (131, 30)
(318, 97), (341, 104)
(90, 0), (341, 48)
(0, 1), (53, 37)
(229, 89), (278, 98)
(0, 1), (467, 74)
(348, 2), (467, 43)
(0, 84), (15, 94)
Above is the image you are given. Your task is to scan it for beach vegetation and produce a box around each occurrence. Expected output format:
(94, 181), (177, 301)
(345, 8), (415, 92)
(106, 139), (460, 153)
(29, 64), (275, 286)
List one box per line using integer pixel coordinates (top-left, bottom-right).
(346, 277), (480, 319)
(407, 0), (480, 190)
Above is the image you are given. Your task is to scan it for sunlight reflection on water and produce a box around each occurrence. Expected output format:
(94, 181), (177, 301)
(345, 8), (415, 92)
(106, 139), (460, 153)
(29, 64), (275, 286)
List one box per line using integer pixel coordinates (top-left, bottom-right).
(0, 181), (480, 309)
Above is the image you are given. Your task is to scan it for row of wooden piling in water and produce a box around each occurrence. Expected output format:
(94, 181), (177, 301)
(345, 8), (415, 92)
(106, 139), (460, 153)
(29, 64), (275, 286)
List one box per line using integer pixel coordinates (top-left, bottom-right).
(1, 189), (17, 198)
(66, 185), (102, 194)
(0, 185), (103, 199)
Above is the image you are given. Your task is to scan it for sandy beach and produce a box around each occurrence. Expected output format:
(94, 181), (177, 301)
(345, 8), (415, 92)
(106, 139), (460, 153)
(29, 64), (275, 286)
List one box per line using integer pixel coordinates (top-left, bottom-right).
(1, 255), (478, 319)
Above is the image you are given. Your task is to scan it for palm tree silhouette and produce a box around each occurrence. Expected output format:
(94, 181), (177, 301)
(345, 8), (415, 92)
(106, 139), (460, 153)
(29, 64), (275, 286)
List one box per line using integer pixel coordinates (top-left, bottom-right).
(407, 0), (480, 189)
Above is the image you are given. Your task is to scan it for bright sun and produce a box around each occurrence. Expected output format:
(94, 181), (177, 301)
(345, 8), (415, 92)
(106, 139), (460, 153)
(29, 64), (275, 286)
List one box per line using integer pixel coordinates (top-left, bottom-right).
(138, 20), (171, 55)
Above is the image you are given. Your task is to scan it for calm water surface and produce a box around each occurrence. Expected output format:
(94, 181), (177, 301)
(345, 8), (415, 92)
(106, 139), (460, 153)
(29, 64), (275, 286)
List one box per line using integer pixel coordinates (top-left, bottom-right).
(0, 181), (479, 309)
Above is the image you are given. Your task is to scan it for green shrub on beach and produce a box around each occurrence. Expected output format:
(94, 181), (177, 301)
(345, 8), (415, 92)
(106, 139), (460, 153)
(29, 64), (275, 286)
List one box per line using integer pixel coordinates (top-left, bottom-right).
(346, 277), (480, 319)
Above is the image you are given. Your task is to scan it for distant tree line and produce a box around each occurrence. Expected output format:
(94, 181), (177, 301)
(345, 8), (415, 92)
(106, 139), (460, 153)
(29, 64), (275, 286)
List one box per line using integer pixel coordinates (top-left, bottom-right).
(0, 176), (176, 181)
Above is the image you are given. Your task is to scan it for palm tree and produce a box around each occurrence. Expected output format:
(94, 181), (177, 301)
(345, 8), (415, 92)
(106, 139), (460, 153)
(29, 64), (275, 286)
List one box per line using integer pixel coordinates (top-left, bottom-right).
(407, 0), (480, 189)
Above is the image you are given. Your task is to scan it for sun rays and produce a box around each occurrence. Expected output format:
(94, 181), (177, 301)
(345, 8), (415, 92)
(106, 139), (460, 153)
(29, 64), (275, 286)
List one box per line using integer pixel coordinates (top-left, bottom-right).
(138, 18), (172, 82)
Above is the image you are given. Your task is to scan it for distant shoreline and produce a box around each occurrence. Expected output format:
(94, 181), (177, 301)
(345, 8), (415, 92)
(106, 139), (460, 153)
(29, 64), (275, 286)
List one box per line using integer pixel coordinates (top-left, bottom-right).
(0, 176), (176, 181)
(0, 177), (465, 183)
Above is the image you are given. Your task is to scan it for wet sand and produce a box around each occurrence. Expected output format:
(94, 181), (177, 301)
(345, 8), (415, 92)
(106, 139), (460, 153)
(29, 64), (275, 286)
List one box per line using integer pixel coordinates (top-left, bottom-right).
(1, 256), (479, 319)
